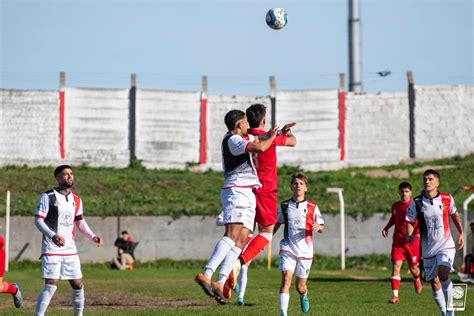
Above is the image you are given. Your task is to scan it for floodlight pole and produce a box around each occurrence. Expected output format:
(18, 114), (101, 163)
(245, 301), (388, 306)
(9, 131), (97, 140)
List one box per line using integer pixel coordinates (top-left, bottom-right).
(327, 188), (345, 270)
(462, 193), (474, 259)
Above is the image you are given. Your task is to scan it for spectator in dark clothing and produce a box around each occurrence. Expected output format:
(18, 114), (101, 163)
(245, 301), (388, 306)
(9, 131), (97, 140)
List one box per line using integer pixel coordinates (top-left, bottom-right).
(113, 231), (138, 270)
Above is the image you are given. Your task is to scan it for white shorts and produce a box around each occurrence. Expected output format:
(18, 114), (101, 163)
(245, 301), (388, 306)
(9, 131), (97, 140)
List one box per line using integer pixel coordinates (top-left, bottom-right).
(279, 251), (313, 279)
(423, 248), (456, 281)
(221, 187), (256, 231)
(41, 254), (83, 280)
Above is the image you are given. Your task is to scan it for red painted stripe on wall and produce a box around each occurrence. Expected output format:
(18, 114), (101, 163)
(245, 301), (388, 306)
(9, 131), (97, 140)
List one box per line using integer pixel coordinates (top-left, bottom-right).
(338, 90), (345, 161)
(199, 98), (207, 165)
(59, 91), (65, 160)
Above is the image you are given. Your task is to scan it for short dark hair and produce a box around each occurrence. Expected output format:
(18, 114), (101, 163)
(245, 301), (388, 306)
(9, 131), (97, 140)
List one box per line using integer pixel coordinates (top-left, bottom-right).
(398, 182), (412, 191)
(246, 104), (266, 128)
(224, 110), (246, 131)
(121, 230), (129, 235)
(291, 172), (308, 185)
(423, 169), (440, 180)
(54, 165), (73, 177)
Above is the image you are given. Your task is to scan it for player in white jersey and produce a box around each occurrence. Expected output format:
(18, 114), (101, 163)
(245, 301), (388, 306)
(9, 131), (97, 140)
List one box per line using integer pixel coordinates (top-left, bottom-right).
(34, 165), (104, 316)
(195, 109), (278, 304)
(406, 169), (463, 316)
(274, 172), (324, 316)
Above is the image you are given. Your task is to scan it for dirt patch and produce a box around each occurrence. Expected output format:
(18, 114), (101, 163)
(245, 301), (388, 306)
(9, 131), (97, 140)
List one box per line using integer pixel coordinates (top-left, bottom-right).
(351, 169), (409, 179)
(0, 292), (208, 311)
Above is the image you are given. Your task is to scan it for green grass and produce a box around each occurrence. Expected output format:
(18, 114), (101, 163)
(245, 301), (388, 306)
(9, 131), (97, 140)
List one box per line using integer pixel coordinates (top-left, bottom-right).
(0, 264), (473, 315)
(0, 155), (473, 217)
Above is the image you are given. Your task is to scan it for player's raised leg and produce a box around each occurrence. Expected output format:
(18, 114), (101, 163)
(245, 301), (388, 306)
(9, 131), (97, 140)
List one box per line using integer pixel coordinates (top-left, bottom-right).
(0, 235), (23, 308)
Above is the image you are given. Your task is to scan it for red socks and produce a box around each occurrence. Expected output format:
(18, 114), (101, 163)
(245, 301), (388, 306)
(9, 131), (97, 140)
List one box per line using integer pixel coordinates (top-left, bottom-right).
(240, 234), (270, 264)
(2, 282), (17, 294)
(391, 276), (401, 292)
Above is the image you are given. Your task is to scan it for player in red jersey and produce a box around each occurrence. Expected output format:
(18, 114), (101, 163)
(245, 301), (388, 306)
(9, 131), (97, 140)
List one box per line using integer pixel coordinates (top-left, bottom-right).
(237, 103), (296, 266)
(0, 235), (23, 308)
(382, 182), (422, 304)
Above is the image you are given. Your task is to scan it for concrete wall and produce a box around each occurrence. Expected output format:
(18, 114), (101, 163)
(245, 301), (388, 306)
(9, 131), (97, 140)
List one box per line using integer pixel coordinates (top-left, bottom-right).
(1, 84), (473, 170)
(4, 214), (469, 262)
(276, 89), (343, 170)
(0, 89), (59, 166)
(345, 91), (410, 166)
(415, 85), (474, 159)
(65, 88), (130, 167)
(136, 90), (200, 169)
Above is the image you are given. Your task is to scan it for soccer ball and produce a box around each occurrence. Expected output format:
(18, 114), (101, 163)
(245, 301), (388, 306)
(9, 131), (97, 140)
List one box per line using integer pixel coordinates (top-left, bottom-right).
(266, 8), (288, 30)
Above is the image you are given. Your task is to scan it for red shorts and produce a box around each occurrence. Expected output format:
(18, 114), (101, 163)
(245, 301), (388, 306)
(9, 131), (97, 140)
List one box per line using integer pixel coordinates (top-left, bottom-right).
(0, 235), (4, 277)
(254, 190), (278, 227)
(391, 238), (420, 267)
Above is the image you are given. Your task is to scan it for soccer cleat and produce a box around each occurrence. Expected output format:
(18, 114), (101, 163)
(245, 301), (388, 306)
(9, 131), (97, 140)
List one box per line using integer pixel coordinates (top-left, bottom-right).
(12, 283), (23, 309)
(211, 282), (227, 305)
(300, 293), (310, 313)
(414, 277), (422, 294)
(194, 273), (214, 297)
(388, 296), (399, 304)
(223, 278), (232, 299)
(236, 296), (244, 306)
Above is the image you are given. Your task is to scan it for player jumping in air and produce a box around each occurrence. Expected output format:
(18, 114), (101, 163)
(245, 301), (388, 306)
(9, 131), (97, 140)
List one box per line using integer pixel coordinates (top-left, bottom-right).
(274, 172), (324, 316)
(34, 165), (104, 316)
(0, 234), (23, 308)
(406, 169), (464, 316)
(194, 110), (278, 304)
(228, 104), (296, 279)
(382, 182), (422, 304)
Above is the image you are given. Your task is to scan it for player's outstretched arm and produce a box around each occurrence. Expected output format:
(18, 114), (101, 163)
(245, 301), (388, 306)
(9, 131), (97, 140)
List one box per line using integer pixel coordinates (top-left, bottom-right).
(247, 126), (278, 153)
(450, 212), (464, 250)
(281, 122), (297, 147)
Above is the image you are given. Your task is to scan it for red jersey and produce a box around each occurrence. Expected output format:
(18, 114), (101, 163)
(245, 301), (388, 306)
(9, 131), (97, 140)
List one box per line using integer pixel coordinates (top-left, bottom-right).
(385, 199), (419, 246)
(248, 128), (288, 193)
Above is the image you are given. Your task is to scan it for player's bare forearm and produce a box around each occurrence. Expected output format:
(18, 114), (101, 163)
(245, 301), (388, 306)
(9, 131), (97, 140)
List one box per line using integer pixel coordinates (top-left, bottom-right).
(451, 212), (463, 234)
(406, 222), (415, 241)
(285, 133), (297, 147)
(273, 223), (281, 235)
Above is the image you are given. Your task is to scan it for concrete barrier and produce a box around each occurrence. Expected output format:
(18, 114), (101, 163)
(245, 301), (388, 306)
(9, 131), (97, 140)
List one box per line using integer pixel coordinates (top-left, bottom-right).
(4, 215), (468, 262)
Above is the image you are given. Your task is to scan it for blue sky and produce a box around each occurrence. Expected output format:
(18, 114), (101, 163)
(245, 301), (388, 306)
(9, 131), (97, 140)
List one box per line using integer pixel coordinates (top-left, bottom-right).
(1, 0), (472, 95)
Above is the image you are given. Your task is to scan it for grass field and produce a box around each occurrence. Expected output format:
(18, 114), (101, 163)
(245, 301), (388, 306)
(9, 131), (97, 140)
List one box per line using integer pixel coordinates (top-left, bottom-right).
(0, 155), (473, 217)
(0, 264), (472, 315)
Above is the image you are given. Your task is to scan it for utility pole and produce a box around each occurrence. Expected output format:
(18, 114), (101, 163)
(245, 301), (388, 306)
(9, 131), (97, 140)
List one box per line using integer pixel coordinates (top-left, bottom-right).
(348, 0), (362, 92)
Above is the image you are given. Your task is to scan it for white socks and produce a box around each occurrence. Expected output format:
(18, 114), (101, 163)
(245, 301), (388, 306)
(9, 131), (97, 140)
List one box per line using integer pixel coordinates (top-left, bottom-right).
(432, 288), (447, 314)
(260, 231), (273, 242)
(237, 264), (249, 299)
(216, 245), (243, 286)
(72, 287), (85, 316)
(35, 284), (57, 316)
(280, 292), (290, 315)
(441, 279), (453, 312)
(204, 236), (235, 279)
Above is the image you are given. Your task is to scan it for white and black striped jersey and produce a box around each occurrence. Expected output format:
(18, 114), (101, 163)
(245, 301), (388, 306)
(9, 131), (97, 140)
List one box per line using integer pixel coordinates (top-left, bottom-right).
(277, 199), (324, 259)
(35, 188), (83, 256)
(221, 133), (261, 189)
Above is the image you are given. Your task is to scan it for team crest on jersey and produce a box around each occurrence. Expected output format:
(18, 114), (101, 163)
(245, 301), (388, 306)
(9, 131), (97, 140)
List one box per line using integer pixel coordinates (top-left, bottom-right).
(412, 256), (417, 262)
(439, 205), (442, 210)
(293, 219), (301, 227)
